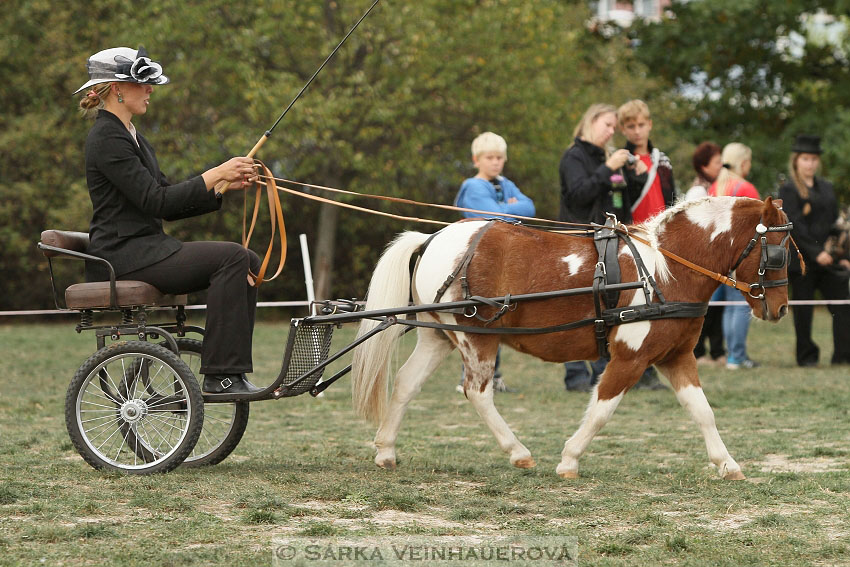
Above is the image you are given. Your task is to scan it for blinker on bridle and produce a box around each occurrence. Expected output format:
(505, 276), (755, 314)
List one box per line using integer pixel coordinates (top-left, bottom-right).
(727, 219), (794, 310)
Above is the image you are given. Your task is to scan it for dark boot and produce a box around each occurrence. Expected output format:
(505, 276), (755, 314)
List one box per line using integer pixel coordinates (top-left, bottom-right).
(203, 374), (263, 394)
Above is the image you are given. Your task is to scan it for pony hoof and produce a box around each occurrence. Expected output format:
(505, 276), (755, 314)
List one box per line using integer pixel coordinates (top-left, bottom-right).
(723, 470), (746, 480)
(512, 457), (536, 469)
(376, 458), (397, 470)
(558, 470), (579, 479)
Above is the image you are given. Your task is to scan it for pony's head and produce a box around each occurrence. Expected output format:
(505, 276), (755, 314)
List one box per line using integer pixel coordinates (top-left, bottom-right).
(728, 197), (792, 322)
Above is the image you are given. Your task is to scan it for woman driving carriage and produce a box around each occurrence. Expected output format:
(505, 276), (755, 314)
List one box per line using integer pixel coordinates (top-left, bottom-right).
(75, 46), (263, 395)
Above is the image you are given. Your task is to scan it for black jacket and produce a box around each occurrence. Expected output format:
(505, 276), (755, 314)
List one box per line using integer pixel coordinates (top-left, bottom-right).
(559, 137), (627, 224)
(84, 110), (221, 280)
(778, 177), (841, 274)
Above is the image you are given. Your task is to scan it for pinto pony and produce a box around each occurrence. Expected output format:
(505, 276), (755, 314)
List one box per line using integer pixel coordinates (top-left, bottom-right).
(351, 197), (791, 479)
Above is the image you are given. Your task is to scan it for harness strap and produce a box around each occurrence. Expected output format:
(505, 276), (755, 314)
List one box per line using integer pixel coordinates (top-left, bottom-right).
(594, 220), (622, 308)
(402, 301), (708, 335)
(626, 231), (753, 293)
(618, 231), (666, 304)
(433, 220), (496, 304)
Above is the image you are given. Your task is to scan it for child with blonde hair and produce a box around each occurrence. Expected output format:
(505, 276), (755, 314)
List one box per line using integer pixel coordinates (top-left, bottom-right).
(454, 132), (535, 393)
(455, 132), (535, 221)
(617, 99), (674, 223)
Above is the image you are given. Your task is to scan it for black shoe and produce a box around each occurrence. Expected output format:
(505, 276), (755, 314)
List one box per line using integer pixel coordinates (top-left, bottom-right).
(203, 374), (263, 394)
(565, 381), (593, 392)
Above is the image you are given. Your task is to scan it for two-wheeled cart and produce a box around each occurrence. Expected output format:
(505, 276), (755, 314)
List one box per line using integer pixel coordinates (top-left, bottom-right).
(40, 225), (673, 475)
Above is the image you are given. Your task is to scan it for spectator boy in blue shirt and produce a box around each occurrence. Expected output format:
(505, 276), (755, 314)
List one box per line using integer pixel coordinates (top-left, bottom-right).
(454, 132), (535, 392)
(455, 132), (536, 221)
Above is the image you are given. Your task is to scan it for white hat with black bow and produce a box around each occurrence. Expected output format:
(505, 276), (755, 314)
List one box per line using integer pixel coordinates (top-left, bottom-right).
(73, 45), (169, 94)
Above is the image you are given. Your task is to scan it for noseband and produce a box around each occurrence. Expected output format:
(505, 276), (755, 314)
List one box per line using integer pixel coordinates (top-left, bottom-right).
(727, 218), (793, 314)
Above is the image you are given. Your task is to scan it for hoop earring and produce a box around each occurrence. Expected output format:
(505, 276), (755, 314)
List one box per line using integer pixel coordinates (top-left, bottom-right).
(117, 91), (124, 103)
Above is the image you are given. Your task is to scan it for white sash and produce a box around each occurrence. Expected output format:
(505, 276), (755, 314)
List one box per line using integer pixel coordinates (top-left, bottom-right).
(630, 147), (660, 213)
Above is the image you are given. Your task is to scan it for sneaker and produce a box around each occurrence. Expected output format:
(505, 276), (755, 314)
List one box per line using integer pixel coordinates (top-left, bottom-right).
(726, 359), (760, 370)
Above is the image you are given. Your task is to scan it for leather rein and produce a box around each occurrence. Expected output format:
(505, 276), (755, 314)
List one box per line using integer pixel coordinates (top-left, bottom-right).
(241, 168), (803, 297)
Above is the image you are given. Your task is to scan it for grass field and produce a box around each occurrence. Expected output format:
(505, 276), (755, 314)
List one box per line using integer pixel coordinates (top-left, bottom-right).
(1, 308), (848, 566)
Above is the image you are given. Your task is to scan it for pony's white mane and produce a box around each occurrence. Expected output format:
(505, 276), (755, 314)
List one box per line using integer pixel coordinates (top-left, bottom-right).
(628, 196), (738, 283)
(634, 196), (737, 246)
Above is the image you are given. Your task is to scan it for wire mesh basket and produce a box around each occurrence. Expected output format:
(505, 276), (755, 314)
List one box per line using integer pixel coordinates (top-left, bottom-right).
(275, 320), (334, 397)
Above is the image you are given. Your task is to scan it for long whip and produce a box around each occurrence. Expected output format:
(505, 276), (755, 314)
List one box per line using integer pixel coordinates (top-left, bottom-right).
(217, 0), (381, 193)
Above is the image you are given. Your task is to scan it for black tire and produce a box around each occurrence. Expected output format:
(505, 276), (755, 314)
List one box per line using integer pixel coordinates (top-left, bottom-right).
(166, 339), (250, 468)
(65, 341), (203, 474)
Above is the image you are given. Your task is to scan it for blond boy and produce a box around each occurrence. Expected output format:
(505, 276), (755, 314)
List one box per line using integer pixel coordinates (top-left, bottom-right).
(454, 132), (535, 220)
(617, 100), (674, 224)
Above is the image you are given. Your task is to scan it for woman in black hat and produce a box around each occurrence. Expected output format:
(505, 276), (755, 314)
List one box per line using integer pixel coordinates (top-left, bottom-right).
(778, 135), (850, 366)
(76, 46), (264, 394)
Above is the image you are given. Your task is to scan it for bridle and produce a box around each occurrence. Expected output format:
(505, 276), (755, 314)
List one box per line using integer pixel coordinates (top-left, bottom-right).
(626, 213), (797, 319)
(728, 218), (794, 304)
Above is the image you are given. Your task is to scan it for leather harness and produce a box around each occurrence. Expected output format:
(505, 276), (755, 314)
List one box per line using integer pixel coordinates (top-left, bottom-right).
(420, 218), (708, 357)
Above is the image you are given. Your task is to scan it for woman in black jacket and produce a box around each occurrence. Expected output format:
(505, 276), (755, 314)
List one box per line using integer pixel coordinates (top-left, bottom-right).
(778, 135), (850, 366)
(557, 104), (663, 390)
(75, 46), (263, 394)
(558, 103), (646, 225)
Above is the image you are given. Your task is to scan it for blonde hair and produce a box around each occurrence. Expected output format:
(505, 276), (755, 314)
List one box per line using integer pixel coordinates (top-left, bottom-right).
(712, 142), (752, 196)
(617, 99), (650, 126)
(471, 132), (507, 158)
(572, 103), (617, 144)
(78, 82), (113, 118)
(788, 152), (820, 200)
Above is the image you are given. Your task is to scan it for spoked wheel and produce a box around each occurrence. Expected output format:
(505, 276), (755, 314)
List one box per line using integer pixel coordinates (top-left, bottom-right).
(165, 339), (250, 468)
(65, 341), (203, 474)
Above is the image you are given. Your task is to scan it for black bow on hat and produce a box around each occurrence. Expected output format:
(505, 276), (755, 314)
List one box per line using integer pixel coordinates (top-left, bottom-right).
(73, 45), (169, 94)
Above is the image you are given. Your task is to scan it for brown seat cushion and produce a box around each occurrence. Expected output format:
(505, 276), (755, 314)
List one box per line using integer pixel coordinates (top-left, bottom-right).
(65, 281), (188, 310)
(40, 230), (90, 257)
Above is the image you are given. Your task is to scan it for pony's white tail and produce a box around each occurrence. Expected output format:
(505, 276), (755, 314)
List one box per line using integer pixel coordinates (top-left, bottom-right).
(351, 231), (431, 423)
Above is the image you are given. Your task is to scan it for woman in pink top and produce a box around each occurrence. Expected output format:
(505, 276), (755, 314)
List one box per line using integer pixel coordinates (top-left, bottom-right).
(709, 142), (761, 369)
(709, 142), (759, 199)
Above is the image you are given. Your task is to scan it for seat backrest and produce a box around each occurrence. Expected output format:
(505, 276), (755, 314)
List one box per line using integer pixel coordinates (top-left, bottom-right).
(40, 230), (90, 257)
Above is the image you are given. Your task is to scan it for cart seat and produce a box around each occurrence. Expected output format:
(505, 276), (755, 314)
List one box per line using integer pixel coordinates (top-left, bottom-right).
(40, 229), (187, 310)
(65, 281), (187, 310)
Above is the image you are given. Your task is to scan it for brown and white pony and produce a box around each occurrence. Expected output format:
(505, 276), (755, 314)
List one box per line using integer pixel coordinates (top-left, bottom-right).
(351, 197), (790, 479)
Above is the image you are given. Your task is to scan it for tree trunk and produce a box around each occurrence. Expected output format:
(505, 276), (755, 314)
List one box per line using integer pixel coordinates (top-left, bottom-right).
(312, 201), (340, 301)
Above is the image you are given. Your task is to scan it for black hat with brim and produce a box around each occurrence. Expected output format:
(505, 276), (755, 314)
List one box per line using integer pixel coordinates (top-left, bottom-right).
(791, 134), (822, 155)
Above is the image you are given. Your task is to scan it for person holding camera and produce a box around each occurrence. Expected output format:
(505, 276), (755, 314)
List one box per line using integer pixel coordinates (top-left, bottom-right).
(558, 104), (647, 226)
(558, 103), (648, 391)
(617, 100), (675, 225)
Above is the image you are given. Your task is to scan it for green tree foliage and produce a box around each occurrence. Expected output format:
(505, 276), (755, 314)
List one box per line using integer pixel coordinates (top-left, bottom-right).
(2, 0), (655, 310)
(632, 0), (850, 197)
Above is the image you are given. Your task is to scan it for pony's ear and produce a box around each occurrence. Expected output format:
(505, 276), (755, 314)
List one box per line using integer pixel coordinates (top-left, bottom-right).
(761, 196), (782, 224)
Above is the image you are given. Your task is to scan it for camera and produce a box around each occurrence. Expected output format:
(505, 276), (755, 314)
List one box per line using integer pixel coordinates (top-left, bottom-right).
(625, 153), (637, 166)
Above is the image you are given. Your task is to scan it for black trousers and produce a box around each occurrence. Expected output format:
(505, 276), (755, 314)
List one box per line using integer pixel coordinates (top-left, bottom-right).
(693, 305), (725, 360)
(123, 242), (261, 375)
(789, 269), (850, 365)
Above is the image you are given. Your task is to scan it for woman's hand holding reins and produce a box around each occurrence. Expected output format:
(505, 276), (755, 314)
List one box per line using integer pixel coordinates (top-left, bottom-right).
(203, 157), (258, 192)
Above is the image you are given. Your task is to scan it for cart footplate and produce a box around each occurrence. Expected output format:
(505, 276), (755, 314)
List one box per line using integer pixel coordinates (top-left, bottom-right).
(274, 320), (334, 397)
